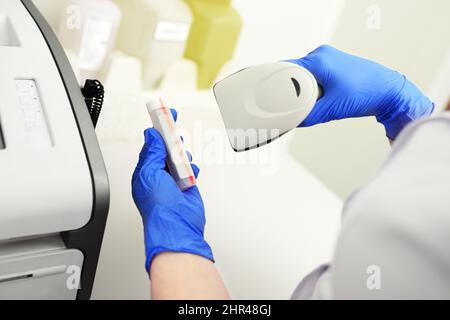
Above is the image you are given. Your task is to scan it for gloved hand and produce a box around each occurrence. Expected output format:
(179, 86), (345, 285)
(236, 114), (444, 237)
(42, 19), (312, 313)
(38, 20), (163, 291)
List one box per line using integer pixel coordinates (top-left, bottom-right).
(289, 45), (434, 140)
(132, 109), (213, 272)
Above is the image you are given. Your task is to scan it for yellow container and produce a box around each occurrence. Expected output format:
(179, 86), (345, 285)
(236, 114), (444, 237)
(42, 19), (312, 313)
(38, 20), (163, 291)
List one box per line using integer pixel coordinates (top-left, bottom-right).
(184, 0), (242, 89)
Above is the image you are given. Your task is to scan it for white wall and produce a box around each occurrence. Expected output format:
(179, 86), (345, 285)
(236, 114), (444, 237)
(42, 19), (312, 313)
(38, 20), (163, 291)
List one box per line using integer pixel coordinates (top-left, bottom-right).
(232, 0), (346, 67)
(429, 53), (450, 112)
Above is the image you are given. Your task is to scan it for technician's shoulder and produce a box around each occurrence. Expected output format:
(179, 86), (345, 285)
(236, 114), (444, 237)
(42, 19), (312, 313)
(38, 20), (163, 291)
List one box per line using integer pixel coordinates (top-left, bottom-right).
(293, 114), (450, 300)
(330, 113), (450, 299)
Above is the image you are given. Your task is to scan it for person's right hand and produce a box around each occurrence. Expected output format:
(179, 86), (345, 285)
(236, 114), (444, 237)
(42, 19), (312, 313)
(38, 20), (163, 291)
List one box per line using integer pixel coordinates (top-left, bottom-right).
(289, 45), (434, 140)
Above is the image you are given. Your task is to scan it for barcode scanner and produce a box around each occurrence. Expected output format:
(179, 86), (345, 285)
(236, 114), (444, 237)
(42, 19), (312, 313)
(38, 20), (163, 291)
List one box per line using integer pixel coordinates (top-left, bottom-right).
(213, 62), (321, 152)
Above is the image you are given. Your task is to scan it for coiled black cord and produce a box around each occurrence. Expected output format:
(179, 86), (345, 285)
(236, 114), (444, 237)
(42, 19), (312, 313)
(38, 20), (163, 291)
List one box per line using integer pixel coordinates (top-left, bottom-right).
(82, 79), (104, 128)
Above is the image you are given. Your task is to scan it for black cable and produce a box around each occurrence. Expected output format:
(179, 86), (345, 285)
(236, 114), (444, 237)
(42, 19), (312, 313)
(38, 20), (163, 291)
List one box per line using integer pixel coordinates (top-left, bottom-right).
(82, 79), (104, 128)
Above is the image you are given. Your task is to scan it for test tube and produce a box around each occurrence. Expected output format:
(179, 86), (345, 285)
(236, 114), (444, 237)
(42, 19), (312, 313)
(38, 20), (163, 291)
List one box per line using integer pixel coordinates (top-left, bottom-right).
(146, 98), (196, 190)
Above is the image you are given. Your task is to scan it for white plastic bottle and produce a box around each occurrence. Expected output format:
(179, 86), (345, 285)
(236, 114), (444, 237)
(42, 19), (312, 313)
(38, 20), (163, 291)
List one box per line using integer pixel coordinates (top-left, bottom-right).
(114, 0), (192, 89)
(58, 0), (122, 84)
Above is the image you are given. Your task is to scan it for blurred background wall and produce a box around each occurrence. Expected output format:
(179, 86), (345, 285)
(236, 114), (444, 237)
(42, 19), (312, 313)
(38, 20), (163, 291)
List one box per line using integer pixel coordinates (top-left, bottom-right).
(31, 0), (450, 299)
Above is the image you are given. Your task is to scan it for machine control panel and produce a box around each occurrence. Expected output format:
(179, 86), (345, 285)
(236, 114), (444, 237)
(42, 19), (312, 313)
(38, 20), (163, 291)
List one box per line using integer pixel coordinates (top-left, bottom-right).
(15, 79), (52, 148)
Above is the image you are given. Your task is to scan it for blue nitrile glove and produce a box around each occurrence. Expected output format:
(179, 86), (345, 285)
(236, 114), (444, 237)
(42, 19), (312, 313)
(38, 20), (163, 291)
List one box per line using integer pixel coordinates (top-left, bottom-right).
(289, 45), (434, 140)
(132, 109), (213, 272)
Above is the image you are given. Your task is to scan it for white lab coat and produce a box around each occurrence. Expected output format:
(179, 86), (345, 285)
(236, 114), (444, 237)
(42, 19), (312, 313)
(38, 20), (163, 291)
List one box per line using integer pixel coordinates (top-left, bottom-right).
(292, 112), (450, 299)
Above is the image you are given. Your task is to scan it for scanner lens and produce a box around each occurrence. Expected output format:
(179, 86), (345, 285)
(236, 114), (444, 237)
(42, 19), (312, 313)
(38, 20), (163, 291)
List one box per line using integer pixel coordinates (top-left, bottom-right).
(291, 78), (301, 97)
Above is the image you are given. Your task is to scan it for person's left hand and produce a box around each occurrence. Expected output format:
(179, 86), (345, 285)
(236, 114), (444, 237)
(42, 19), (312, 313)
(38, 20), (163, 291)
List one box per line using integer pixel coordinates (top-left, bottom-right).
(132, 109), (214, 273)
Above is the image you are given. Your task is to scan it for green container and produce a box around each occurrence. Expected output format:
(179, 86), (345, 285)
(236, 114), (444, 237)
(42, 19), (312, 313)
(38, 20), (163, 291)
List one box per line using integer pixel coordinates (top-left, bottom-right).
(184, 0), (242, 89)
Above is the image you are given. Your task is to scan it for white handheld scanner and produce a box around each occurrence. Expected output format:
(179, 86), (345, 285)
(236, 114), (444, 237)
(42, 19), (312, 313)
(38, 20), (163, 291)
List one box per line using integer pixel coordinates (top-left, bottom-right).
(146, 99), (196, 191)
(213, 62), (321, 152)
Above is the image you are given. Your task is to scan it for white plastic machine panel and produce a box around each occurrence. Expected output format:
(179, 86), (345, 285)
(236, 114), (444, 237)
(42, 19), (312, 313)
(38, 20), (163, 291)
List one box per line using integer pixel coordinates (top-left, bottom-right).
(0, 236), (84, 300)
(0, 0), (93, 240)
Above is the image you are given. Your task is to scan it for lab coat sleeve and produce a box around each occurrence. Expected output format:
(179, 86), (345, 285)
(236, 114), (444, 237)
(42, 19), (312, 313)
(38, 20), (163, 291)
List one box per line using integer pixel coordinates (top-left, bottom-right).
(294, 113), (450, 299)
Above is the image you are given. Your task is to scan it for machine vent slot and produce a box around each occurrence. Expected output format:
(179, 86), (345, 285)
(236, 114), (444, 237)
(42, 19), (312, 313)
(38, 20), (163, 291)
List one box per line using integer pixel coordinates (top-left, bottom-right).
(0, 274), (33, 284)
(0, 123), (5, 149)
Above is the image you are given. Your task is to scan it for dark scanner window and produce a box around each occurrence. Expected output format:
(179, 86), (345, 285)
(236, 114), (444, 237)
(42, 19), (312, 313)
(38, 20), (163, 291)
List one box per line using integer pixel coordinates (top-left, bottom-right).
(291, 78), (301, 97)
